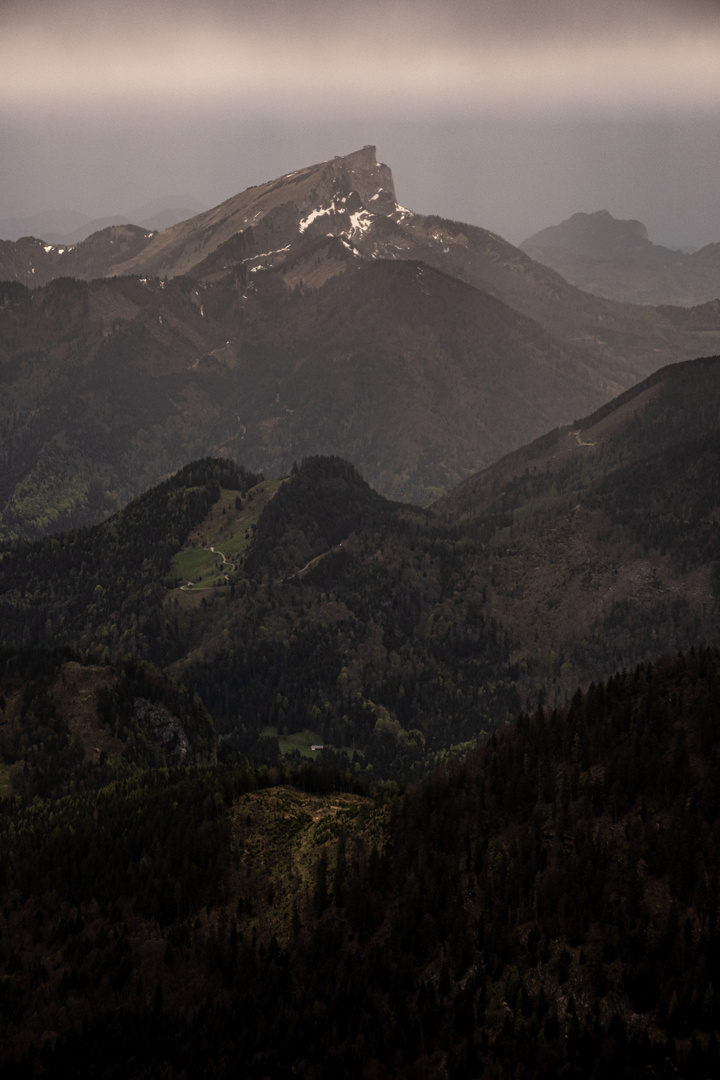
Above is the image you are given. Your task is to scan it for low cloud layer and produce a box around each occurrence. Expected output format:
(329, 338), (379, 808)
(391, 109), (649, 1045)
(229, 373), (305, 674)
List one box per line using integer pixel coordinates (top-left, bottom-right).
(2, 1), (719, 249)
(3, 0), (720, 114)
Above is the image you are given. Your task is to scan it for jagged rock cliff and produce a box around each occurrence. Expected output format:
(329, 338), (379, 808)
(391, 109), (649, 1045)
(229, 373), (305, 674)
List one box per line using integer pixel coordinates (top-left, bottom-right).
(134, 698), (194, 767)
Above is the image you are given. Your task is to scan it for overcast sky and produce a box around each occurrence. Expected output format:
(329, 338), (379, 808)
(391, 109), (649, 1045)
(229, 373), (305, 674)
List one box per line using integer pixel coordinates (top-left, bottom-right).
(2, 0), (720, 247)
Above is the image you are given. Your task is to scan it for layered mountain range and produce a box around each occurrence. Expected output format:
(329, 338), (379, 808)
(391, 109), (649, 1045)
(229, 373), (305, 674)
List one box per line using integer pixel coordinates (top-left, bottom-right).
(522, 208), (720, 306)
(0, 196), (206, 246)
(2, 151), (720, 1071)
(2, 146), (720, 539)
(2, 354), (718, 780)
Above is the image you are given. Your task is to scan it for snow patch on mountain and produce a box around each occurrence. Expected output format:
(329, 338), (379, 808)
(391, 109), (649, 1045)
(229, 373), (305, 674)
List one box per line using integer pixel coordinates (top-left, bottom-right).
(243, 245), (291, 264)
(299, 205), (336, 233)
(348, 210), (374, 237)
(393, 206), (415, 223)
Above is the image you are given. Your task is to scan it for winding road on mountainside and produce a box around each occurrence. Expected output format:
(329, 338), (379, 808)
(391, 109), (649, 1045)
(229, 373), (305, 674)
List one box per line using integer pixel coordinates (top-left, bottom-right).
(286, 543), (344, 581)
(179, 546), (235, 591)
(179, 540), (345, 592)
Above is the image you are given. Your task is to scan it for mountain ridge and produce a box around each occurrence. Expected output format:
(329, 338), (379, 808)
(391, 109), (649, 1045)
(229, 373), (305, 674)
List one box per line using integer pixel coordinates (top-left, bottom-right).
(2, 354), (719, 778)
(522, 208), (720, 306)
(3, 147), (720, 375)
(0, 197), (206, 245)
(0, 235), (638, 536)
(3, 146), (720, 536)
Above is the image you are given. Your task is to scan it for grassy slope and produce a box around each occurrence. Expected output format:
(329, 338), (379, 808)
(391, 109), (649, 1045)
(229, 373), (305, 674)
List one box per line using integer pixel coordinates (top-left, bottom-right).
(166, 479), (284, 604)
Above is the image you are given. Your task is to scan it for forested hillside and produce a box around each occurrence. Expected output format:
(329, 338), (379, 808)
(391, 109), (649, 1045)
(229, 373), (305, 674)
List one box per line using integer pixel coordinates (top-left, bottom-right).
(0, 648), (216, 800)
(2, 647), (720, 1077)
(0, 455), (522, 779)
(0, 457), (259, 659)
(2, 352), (720, 781)
(1, 356), (719, 1076)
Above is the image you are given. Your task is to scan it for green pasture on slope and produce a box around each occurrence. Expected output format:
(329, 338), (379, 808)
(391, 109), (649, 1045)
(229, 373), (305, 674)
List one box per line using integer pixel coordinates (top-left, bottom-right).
(259, 726), (363, 762)
(171, 546), (227, 587)
(166, 478), (285, 596)
(260, 726), (326, 758)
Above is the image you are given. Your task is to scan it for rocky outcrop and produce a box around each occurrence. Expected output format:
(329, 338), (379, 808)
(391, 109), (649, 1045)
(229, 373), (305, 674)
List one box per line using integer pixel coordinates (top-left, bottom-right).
(133, 697), (194, 767)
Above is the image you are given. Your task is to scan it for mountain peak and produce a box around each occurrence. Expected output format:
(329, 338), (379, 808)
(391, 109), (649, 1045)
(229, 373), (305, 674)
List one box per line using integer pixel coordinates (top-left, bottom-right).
(288, 144), (399, 236)
(78, 145), (405, 281)
(519, 208), (720, 305)
(522, 209), (651, 258)
(0, 144), (405, 287)
(327, 144), (397, 210)
(335, 144), (376, 165)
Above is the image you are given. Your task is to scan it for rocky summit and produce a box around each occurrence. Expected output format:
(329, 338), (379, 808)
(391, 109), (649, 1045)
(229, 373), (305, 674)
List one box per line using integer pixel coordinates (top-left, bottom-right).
(0, 146), (400, 287)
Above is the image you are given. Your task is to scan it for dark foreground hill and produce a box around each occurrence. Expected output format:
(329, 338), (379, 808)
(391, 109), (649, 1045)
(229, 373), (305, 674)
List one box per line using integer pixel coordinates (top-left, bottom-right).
(2, 356), (720, 781)
(1, 647), (720, 1078)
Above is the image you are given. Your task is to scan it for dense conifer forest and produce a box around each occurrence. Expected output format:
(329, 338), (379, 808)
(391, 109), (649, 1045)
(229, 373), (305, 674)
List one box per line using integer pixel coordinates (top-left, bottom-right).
(1, 647), (720, 1076)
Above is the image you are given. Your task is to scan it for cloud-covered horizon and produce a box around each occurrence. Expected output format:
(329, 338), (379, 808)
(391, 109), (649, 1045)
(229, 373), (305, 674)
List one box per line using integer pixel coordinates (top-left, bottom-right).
(2, 0), (719, 249)
(3, 0), (720, 114)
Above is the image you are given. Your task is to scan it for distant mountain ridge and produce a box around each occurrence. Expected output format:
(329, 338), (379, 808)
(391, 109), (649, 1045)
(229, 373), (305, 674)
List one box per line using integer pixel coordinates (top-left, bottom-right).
(524, 209), (657, 258)
(2, 147), (720, 535)
(0, 197), (205, 245)
(2, 147), (719, 373)
(522, 208), (720, 305)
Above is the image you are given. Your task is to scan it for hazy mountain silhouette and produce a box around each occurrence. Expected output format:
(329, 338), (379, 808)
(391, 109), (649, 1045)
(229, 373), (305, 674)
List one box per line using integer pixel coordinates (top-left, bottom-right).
(522, 208), (720, 306)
